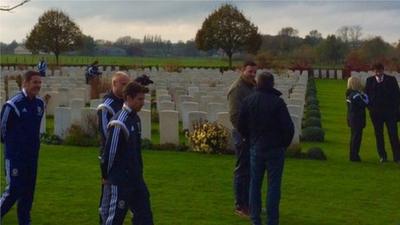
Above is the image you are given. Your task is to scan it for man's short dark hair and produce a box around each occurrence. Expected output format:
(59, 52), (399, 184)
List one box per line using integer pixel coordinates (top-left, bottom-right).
(23, 70), (41, 82)
(372, 62), (384, 71)
(243, 60), (257, 68)
(257, 72), (274, 89)
(123, 81), (149, 100)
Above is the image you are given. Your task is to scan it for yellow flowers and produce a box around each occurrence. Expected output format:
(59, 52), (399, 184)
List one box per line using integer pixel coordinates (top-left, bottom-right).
(186, 120), (229, 154)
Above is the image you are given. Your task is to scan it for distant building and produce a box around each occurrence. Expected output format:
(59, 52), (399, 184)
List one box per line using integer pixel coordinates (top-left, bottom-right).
(14, 45), (32, 55)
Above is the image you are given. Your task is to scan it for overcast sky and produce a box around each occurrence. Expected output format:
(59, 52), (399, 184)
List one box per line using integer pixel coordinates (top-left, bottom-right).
(0, 0), (399, 44)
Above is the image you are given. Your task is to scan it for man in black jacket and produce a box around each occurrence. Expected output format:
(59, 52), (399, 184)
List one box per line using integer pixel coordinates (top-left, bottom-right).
(365, 63), (400, 163)
(238, 72), (294, 225)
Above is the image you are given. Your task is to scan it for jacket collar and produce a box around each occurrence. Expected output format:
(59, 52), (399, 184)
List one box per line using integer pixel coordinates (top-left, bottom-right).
(256, 87), (282, 96)
(22, 88), (37, 100)
(111, 91), (124, 102)
(239, 76), (256, 88)
(123, 104), (137, 116)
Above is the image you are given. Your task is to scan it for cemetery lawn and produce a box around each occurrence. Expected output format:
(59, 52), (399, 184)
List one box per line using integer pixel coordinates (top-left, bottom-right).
(1, 79), (399, 225)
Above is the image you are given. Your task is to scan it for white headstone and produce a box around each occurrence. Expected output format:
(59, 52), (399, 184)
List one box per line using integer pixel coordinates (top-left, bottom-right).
(138, 109), (151, 140)
(70, 98), (85, 123)
(158, 101), (175, 111)
(40, 114), (46, 134)
(188, 111), (208, 132)
(181, 102), (199, 130)
(207, 102), (227, 122)
(159, 110), (179, 145)
(80, 107), (98, 136)
(290, 115), (300, 145)
(54, 107), (71, 138)
(287, 105), (302, 117)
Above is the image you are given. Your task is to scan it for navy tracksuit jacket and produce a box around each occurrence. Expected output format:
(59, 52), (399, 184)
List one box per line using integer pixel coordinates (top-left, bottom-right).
(97, 92), (124, 158)
(0, 90), (45, 225)
(100, 105), (153, 225)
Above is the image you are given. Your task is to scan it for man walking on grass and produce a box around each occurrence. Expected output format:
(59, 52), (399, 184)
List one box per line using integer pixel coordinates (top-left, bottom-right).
(0, 71), (45, 225)
(97, 71), (130, 224)
(238, 72), (294, 225)
(101, 82), (154, 225)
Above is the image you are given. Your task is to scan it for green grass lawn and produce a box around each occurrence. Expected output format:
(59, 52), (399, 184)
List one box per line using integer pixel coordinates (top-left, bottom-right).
(1, 80), (400, 225)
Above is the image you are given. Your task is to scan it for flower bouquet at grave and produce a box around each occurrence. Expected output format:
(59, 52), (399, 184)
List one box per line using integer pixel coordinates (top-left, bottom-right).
(186, 120), (229, 154)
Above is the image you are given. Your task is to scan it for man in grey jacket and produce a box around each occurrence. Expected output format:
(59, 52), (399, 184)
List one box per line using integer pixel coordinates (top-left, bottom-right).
(227, 61), (257, 216)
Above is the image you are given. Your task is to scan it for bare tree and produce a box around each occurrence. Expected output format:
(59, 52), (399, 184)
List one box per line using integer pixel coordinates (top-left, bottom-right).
(336, 26), (350, 42)
(0, 0), (30, 12)
(349, 25), (362, 43)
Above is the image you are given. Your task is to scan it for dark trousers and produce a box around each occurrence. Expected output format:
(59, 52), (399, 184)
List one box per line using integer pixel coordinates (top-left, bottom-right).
(101, 182), (153, 225)
(232, 129), (250, 209)
(0, 159), (37, 225)
(249, 147), (285, 225)
(370, 111), (400, 161)
(349, 127), (363, 161)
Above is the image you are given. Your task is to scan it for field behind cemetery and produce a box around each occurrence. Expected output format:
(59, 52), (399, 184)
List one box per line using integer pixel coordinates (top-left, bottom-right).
(0, 54), (240, 68)
(1, 80), (399, 225)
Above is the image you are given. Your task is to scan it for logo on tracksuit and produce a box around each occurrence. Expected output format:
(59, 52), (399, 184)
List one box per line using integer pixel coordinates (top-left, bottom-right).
(37, 106), (43, 116)
(12, 168), (18, 176)
(118, 200), (125, 209)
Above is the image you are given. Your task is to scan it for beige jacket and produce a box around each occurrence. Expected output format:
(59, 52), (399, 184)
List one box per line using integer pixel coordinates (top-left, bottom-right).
(227, 77), (255, 129)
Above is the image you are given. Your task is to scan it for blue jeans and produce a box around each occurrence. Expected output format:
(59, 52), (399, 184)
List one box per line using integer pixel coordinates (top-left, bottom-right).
(232, 129), (250, 209)
(249, 146), (285, 225)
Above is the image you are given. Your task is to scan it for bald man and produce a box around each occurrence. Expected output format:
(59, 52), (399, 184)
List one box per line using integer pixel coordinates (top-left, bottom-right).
(96, 71), (130, 224)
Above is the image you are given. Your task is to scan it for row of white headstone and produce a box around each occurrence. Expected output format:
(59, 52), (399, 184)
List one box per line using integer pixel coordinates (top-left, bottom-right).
(1, 67), (309, 148)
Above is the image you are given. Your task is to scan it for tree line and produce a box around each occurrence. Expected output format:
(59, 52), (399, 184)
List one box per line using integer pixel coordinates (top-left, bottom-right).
(1, 5), (399, 70)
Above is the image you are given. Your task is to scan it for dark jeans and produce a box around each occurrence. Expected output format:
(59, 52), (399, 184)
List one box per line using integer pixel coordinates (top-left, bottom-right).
(232, 129), (250, 209)
(249, 146), (285, 225)
(349, 127), (363, 161)
(370, 111), (400, 161)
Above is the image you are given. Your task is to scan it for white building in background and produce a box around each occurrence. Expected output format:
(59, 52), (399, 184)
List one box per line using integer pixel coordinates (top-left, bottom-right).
(14, 45), (32, 55)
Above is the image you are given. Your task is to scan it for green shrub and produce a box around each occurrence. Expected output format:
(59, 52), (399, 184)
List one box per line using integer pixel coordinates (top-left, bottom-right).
(64, 124), (100, 147)
(306, 96), (319, 106)
(285, 144), (305, 158)
(303, 117), (322, 128)
(306, 104), (319, 111)
(40, 133), (63, 145)
(305, 110), (321, 119)
(141, 138), (153, 149)
(176, 143), (189, 152)
(151, 110), (159, 123)
(307, 147), (327, 160)
(301, 126), (325, 142)
(306, 89), (316, 97)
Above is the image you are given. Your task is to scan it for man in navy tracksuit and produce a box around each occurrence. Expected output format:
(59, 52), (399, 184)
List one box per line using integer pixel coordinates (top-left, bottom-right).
(97, 72), (129, 224)
(101, 82), (153, 225)
(0, 71), (45, 225)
